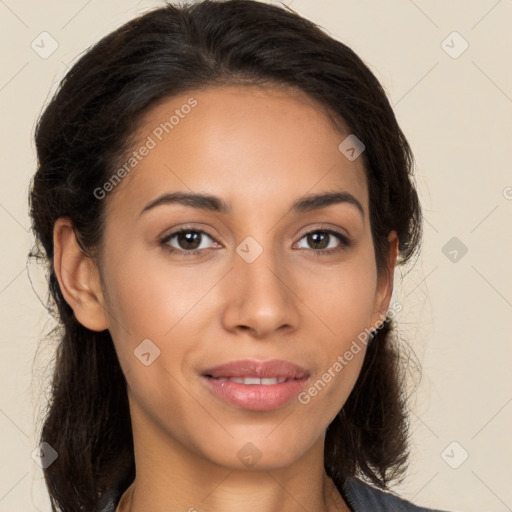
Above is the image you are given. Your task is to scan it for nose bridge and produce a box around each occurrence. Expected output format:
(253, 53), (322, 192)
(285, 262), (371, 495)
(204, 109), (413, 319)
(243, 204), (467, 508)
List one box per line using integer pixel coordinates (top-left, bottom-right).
(223, 233), (298, 335)
(236, 234), (289, 302)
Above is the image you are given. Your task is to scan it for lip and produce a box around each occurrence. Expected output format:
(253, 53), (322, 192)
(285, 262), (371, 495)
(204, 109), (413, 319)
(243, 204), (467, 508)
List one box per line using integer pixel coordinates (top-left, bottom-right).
(201, 359), (309, 379)
(200, 359), (310, 411)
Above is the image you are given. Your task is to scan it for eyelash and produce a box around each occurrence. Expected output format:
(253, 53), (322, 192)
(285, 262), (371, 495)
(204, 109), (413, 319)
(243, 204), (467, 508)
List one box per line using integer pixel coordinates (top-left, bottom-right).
(159, 227), (351, 257)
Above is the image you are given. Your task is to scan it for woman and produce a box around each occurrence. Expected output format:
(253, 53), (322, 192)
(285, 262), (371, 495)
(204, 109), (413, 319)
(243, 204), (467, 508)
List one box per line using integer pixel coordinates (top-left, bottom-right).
(28, 1), (451, 511)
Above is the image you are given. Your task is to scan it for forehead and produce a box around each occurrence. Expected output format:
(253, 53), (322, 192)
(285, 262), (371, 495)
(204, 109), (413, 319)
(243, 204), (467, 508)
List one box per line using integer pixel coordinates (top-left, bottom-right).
(104, 84), (368, 222)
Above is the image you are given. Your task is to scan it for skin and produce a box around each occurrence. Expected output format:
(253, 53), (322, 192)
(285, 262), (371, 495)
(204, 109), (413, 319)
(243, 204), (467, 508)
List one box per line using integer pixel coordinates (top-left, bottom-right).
(53, 84), (398, 512)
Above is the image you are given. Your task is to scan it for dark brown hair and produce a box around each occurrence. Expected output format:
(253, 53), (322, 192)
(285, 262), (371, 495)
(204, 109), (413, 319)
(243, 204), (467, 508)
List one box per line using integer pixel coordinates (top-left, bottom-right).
(28, 1), (423, 510)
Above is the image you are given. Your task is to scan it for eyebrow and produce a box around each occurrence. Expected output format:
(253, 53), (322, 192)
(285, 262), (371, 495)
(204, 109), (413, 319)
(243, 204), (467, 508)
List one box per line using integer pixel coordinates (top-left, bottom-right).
(139, 190), (365, 218)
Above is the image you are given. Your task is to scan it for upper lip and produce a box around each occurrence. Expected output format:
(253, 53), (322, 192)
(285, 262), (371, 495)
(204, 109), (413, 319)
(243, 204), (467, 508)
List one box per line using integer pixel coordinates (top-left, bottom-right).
(201, 359), (310, 379)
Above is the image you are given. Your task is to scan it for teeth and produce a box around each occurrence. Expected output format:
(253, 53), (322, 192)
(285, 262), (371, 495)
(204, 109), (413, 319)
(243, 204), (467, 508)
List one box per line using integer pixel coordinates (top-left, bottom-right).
(212, 376), (289, 385)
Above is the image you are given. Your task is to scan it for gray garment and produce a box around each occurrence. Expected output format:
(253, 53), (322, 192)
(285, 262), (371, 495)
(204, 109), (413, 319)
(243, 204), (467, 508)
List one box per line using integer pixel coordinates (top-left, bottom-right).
(95, 473), (451, 512)
(342, 476), (450, 511)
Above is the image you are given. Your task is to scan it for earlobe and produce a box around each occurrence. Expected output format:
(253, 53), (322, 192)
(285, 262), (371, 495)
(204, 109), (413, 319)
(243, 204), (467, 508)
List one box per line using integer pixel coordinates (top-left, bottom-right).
(371, 231), (399, 329)
(52, 217), (110, 331)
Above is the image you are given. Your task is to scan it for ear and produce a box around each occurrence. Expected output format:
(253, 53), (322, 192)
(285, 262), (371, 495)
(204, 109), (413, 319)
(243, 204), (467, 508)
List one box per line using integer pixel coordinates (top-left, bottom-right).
(369, 230), (399, 330)
(52, 217), (110, 331)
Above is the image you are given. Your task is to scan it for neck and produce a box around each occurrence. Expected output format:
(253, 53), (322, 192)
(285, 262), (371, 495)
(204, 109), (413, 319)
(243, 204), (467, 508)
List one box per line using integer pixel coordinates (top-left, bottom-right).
(116, 418), (349, 511)
(119, 472), (348, 512)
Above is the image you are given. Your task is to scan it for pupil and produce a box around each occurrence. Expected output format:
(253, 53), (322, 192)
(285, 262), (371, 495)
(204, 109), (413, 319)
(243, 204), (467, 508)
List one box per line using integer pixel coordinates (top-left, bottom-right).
(179, 231), (201, 250)
(309, 231), (328, 249)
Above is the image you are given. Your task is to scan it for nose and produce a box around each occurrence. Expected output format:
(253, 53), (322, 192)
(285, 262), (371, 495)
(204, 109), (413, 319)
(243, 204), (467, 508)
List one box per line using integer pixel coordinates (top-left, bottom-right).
(221, 241), (300, 339)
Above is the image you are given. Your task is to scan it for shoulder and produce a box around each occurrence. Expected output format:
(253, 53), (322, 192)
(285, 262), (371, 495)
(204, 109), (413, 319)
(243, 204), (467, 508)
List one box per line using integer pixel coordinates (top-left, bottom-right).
(341, 476), (451, 512)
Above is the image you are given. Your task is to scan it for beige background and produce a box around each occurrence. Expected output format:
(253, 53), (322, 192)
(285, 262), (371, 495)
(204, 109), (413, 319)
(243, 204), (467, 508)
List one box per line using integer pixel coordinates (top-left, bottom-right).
(1, 1), (511, 511)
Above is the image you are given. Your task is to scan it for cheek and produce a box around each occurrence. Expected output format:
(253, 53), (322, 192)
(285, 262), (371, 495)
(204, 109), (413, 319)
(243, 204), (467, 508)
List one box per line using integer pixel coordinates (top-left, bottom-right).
(100, 250), (208, 388)
(102, 247), (214, 339)
(294, 256), (376, 406)
(297, 255), (377, 330)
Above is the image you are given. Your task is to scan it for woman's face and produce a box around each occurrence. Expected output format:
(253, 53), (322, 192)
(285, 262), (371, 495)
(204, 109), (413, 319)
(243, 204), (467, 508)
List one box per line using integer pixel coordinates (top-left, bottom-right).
(92, 85), (397, 471)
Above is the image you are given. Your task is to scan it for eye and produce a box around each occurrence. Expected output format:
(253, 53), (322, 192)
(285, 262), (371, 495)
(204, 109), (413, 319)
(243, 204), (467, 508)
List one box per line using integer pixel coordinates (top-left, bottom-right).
(160, 228), (220, 256)
(295, 229), (350, 255)
(159, 227), (350, 257)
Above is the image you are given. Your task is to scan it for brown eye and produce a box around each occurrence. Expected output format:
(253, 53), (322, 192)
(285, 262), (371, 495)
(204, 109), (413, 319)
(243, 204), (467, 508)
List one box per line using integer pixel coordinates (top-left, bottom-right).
(296, 229), (350, 254)
(160, 229), (218, 255)
(174, 231), (202, 250)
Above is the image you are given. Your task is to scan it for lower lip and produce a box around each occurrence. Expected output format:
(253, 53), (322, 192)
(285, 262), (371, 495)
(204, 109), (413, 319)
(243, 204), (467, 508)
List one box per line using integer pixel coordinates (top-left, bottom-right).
(201, 376), (309, 411)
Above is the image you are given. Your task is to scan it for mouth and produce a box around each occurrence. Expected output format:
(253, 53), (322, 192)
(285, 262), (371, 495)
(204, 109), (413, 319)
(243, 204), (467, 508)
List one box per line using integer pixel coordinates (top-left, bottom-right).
(200, 358), (309, 380)
(199, 359), (310, 411)
(204, 375), (294, 385)
(200, 374), (310, 411)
